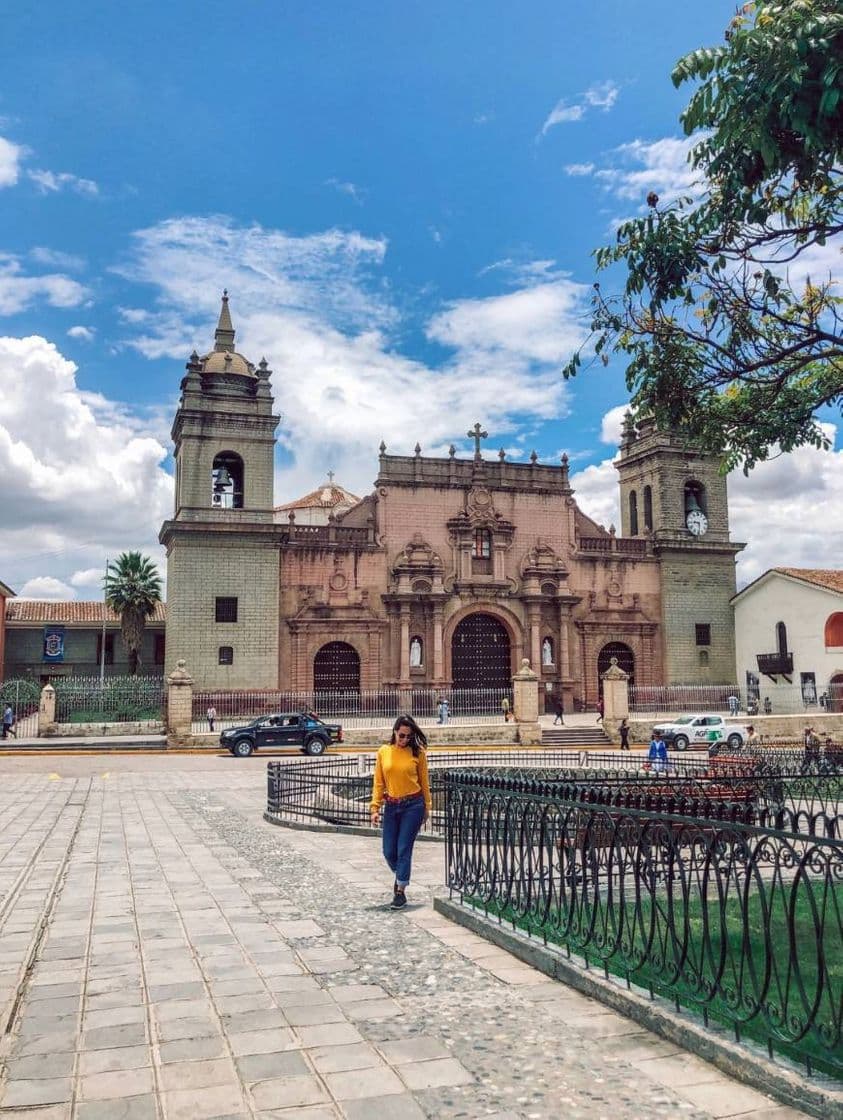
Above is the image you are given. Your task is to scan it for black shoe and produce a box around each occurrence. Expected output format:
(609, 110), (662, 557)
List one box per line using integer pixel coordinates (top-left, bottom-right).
(390, 889), (407, 910)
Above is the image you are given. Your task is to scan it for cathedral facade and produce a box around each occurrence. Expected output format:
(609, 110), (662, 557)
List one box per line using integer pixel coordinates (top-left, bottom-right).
(160, 298), (744, 705)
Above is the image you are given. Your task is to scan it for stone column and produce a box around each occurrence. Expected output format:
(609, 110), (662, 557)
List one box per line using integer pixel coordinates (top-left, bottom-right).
(432, 603), (444, 683)
(512, 658), (541, 746)
(601, 656), (630, 742)
(38, 683), (57, 737)
(557, 603), (571, 678)
(399, 604), (410, 685)
(166, 659), (194, 747)
(527, 602), (541, 674)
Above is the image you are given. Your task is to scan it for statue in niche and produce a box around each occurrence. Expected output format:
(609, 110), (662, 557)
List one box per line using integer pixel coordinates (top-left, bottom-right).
(542, 637), (554, 666)
(409, 637), (423, 668)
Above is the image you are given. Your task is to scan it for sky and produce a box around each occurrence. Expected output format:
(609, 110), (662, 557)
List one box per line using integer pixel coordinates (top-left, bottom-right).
(1, 1), (841, 601)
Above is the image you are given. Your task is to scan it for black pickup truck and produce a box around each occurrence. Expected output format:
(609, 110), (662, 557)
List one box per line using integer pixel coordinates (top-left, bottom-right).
(220, 712), (343, 757)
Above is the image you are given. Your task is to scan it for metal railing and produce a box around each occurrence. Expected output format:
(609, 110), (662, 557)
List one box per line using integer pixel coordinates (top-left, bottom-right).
(443, 765), (843, 1078)
(195, 687), (513, 731)
(630, 681), (843, 716)
(52, 676), (165, 724)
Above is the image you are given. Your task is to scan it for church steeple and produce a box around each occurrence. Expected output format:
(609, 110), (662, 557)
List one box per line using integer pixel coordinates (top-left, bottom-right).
(214, 290), (236, 353)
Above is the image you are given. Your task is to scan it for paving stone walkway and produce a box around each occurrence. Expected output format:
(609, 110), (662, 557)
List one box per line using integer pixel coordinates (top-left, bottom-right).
(0, 761), (810, 1120)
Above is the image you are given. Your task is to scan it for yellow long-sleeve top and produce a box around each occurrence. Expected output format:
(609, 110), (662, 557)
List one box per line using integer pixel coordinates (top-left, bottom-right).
(370, 744), (432, 814)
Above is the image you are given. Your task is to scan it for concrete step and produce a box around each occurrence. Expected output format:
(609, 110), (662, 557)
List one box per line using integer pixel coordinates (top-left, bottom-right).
(541, 726), (613, 746)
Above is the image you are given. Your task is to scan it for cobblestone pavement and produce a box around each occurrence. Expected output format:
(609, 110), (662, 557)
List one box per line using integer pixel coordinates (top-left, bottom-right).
(0, 759), (809, 1120)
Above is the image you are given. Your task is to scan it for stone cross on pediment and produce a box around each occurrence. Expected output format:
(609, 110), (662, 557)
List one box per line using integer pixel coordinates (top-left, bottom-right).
(467, 422), (488, 458)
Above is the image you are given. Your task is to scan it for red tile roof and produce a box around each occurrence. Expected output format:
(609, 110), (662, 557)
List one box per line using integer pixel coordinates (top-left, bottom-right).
(6, 601), (167, 624)
(774, 568), (843, 594)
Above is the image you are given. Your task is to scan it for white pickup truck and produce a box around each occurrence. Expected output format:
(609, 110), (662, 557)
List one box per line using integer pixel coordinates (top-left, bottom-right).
(651, 713), (749, 752)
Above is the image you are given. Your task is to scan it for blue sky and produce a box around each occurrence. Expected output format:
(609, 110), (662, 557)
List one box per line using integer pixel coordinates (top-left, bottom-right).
(2, 1), (841, 598)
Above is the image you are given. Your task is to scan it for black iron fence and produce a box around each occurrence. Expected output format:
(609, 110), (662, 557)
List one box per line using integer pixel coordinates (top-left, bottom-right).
(53, 676), (165, 724)
(442, 765), (843, 1078)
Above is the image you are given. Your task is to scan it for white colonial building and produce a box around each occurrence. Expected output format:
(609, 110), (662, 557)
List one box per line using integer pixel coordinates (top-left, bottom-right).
(732, 568), (843, 712)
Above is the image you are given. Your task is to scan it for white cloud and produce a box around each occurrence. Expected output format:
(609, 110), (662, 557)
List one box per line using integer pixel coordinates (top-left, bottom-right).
(28, 169), (99, 196)
(69, 567), (106, 588)
(67, 325), (95, 342)
(474, 112), (495, 125)
(0, 255), (88, 315)
(570, 459), (619, 532)
(0, 335), (171, 593)
(30, 247), (86, 271)
(325, 178), (365, 205)
(116, 216), (589, 502)
(0, 136), (25, 188)
(600, 404), (628, 444)
(576, 134), (705, 209)
(17, 576), (77, 601)
(541, 81), (620, 136)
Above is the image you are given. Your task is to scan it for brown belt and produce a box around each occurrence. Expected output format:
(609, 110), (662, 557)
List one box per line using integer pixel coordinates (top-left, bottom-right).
(383, 792), (424, 805)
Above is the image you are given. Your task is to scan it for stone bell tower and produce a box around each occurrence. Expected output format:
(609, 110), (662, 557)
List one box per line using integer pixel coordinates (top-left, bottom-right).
(160, 293), (281, 687)
(615, 414), (744, 684)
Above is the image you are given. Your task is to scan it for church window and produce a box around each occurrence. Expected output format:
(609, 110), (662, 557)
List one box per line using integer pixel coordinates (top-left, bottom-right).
(776, 620), (788, 654)
(215, 597), (238, 623)
(698, 650), (709, 667)
(409, 636), (423, 667)
(211, 451), (244, 509)
(643, 485), (653, 530)
(218, 646), (234, 665)
(628, 490), (638, 536)
(695, 623), (711, 646)
(825, 612), (843, 648)
(473, 529), (491, 559)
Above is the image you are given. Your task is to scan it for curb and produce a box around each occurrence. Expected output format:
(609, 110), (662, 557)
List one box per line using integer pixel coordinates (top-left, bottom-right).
(434, 893), (842, 1120)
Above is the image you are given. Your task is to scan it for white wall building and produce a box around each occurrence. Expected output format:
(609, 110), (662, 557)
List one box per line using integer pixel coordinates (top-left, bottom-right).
(732, 568), (843, 713)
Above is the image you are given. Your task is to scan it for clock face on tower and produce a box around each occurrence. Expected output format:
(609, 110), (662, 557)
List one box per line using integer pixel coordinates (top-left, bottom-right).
(686, 509), (708, 536)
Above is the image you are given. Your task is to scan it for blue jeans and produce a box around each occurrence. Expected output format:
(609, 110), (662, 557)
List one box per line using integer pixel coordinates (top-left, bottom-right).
(381, 795), (425, 888)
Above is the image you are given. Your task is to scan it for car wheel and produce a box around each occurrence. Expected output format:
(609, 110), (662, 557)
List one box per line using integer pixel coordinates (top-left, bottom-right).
(305, 736), (327, 756)
(232, 738), (254, 758)
(727, 733), (743, 749)
(674, 735), (689, 751)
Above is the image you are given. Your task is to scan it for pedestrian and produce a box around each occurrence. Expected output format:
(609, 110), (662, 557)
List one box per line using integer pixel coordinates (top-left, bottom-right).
(370, 715), (431, 910)
(745, 724), (760, 750)
(552, 694), (564, 726)
(619, 717), (630, 750)
(436, 697), (449, 725)
(648, 729), (667, 773)
(727, 693), (739, 716)
(207, 705), (216, 732)
(763, 696), (772, 714)
(803, 726), (821, 765)
(501, 697), (510, 722)
(2, 704), (15, 739)
(596, 697), (604, 724)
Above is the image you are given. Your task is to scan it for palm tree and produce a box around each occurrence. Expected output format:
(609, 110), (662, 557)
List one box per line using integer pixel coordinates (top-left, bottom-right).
(104, 552), (164, 675)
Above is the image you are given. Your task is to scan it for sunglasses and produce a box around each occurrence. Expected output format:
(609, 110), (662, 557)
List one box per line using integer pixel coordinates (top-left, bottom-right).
(396, 730), (412, 740)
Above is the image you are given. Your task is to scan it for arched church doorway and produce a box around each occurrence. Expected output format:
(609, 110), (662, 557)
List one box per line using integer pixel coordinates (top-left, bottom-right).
(597, 642), (635, 696)
(314, 641), (361, 694)
(451, 613), (511, 690)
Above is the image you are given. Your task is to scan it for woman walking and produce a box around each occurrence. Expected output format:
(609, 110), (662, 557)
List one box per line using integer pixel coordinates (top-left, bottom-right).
(370, 715), (431, 910)
(619, 717), (630, 750)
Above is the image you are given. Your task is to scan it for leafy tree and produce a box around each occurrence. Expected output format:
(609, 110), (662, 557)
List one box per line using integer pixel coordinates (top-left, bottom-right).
(104, 552), (163, 675)
(565, 0), (843, 470)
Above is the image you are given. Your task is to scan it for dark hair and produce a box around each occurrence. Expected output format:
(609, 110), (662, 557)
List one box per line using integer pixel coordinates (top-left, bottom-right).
(391, 714), (428, 757)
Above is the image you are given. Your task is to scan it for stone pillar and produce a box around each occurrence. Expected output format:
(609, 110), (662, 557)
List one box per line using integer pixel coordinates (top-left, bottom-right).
(527, 602), (541, 674)
(432, 603), (444, 683)
(38, 683), (57, 737)
(166, 659), (194, 747)
(601, 656), (630, 742)
(512, 658), (541, 746)
(557, 603), (571, 679)
(399, 604), (410, 685)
